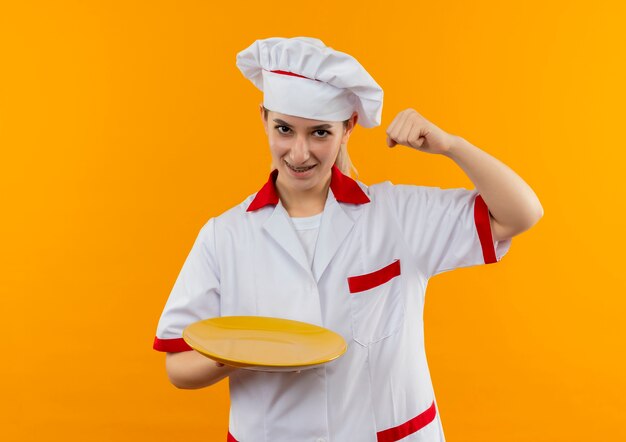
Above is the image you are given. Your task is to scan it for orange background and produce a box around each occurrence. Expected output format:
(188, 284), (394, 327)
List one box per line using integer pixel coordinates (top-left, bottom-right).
(2, 1), (625, 441)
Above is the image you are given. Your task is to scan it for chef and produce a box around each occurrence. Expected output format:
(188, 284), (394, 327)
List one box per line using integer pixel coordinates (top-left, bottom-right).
(153, 36), (543, 442)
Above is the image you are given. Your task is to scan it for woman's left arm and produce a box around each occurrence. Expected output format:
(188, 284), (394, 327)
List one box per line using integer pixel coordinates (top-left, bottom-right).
(386, 108), (544, 241)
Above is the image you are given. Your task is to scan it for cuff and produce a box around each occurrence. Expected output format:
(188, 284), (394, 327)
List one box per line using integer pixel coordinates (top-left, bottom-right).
(474, 194), (511, 264)
(153, 336), (193, 352)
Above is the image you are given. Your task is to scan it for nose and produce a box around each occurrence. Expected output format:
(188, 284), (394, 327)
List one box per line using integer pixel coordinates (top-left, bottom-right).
(288, 134), (310, 165)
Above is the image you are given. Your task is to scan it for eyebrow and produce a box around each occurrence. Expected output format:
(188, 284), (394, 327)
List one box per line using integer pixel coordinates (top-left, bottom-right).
(273, 119), (333, 130)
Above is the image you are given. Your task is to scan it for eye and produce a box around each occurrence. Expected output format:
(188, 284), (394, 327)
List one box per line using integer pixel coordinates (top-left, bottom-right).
(275, 125), (291, 134)
(313, 130), (330, 138)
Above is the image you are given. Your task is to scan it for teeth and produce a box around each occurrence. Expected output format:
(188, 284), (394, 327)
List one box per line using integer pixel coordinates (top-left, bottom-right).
(286, 162), (314, 172)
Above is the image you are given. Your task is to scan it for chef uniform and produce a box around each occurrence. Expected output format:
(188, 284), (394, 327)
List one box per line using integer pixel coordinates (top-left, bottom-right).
(153, 37), (512, 442)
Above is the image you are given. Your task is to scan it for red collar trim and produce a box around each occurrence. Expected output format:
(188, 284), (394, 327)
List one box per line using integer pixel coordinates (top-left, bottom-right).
(246, 165), (370, 212)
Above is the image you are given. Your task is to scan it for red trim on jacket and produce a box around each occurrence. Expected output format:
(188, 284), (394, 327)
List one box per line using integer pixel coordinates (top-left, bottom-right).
(473, 194), (498, 264)
(347, 259), (401, 293)
(376, 400), (437, 442)
(227, 400), (435, 442)
(246, 168), (280, 211)
(153, 336), (193, 352)
(246, 164), (370, 212)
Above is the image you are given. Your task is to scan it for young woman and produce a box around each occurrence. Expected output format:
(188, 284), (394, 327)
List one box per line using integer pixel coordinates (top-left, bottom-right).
(153, 37), (543, 442)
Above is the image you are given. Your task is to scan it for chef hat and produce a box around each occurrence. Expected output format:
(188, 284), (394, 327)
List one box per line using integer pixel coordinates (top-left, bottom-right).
(236, 37), (383, 128)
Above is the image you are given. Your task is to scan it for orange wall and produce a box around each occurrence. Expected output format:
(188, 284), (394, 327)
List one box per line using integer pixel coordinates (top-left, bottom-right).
(2, 1), (625, 440)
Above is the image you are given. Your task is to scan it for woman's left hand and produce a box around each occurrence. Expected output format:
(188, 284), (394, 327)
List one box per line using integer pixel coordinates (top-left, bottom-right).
(386, 108), (455, 155)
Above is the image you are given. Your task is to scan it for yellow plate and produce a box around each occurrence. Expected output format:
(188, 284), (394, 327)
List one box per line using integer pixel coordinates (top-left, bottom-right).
(183, 316), (347, 372)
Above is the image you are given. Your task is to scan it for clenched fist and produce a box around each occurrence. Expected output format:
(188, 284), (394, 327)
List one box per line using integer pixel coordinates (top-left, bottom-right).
(386, 108), (456, 155)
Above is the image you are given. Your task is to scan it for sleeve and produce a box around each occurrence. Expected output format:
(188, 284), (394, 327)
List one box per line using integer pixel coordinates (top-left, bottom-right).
(152, 218), (221, 352)
(387, 183), (512, 278)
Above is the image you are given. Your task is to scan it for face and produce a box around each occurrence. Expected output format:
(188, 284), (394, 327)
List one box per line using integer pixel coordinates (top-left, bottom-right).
(260, 105), (358, 195)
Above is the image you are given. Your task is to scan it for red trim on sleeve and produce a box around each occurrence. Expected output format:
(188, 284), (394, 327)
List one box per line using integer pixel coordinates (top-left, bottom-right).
(473, 194), (498, 264)
(227, 431), (238, 442)
(348, 259), (401, 294)
(152, 336), (193, 352)
(376, 400), (437, 442)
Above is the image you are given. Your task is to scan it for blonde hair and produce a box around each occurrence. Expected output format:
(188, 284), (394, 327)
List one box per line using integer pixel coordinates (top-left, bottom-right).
(335, 141), (359, 179)
(263, 106), (359, 179)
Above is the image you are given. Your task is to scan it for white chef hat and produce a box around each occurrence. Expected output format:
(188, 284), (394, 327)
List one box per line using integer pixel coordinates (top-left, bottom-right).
(236, 37), (383, 128)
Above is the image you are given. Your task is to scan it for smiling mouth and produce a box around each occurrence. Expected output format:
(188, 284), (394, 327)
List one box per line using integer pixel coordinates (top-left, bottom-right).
(284, 160), (316, 172)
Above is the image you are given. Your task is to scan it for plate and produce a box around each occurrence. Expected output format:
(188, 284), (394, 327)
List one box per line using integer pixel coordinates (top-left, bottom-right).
(183, 316), (347, 372)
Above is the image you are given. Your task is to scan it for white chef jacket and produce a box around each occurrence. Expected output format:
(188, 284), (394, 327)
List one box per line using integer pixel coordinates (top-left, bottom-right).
(153, 165), (511, 442)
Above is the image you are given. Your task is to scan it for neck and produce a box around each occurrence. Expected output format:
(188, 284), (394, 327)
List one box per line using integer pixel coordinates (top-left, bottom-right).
(276, 171), (331, 217)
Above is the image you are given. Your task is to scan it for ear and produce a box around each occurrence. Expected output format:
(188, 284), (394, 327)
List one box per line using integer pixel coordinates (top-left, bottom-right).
(259, 103), (268, 135)
(341, 111), (359, 144)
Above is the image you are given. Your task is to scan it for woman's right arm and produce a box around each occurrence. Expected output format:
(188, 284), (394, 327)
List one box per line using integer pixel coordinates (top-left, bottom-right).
(166, 351), (238, 389)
